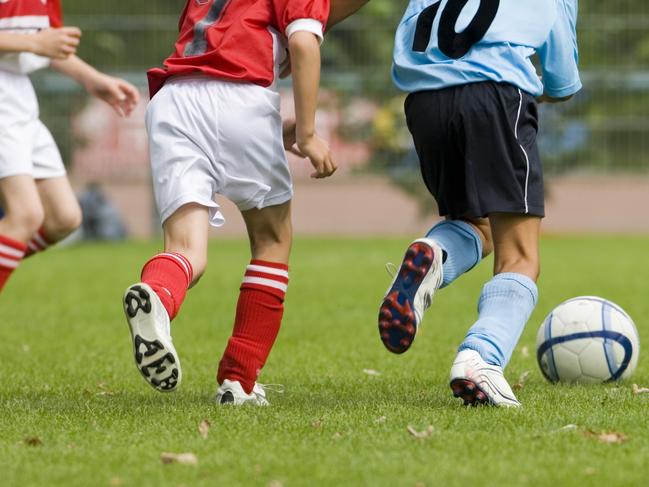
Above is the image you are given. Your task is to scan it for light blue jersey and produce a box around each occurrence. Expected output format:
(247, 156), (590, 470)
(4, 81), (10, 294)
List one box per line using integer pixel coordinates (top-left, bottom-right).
(392, 0), (581, 98)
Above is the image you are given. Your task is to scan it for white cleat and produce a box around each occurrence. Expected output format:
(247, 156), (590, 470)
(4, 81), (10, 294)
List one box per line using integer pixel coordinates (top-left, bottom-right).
(123, 283), (181, 392)
(216, 379), (272, 406)
(449, 350), (521, 408)
(378, 238), (444, 353)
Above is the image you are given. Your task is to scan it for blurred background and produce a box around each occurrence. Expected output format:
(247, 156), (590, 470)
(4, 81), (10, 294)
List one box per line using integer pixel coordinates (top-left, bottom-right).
(32, 0), (649, 239)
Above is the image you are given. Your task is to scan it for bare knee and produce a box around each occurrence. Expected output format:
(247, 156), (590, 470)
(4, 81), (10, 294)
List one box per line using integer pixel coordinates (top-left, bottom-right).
(2, 202), (45, 242)
(44, 203), (83, 242)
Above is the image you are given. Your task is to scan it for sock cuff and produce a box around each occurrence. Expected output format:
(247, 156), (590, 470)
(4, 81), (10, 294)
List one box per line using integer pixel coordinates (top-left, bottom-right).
(142, 252), (193, 287)
(0, 234), (26, 269)
(250, 259), (289, 271)
(242, 261), (289, 300)
(428, 220), (483, 263)
(488, 272), (538, 305)
(27, 228), (51, 253)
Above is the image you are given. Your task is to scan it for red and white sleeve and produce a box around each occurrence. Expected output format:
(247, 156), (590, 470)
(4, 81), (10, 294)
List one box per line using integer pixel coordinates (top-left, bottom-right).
(273, 0), (330, 43)
(47, 0), (64, 28)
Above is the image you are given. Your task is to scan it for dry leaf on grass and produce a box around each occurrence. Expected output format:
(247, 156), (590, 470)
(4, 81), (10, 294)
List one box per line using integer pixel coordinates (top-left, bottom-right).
(311, 419), (322, 428)
(267, 481), (283, 487)
(583, 467), (598, 476)
(632, 384), (649, 395)
(583, 430), (628, 444)
(109, 477), (123, 487)
(520, 346), (530, 358)
(160, 452), (198, 465)
(362, 369), (381, 376)
(407, 425), (434, 439)
(23, 436), (42, 446)
(198, 419), (211, 439)
(512, 371), (531, 390)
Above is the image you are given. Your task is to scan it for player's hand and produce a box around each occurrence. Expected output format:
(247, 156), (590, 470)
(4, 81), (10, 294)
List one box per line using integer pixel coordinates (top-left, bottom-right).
(31, 27), (81, 59)
(282, 119), (306, 157)
(86, 73), (140, 117)
(297, 133), (337, 179)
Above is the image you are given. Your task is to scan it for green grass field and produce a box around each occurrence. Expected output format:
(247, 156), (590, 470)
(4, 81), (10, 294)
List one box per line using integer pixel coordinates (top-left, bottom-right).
(2, 236), (649, 486)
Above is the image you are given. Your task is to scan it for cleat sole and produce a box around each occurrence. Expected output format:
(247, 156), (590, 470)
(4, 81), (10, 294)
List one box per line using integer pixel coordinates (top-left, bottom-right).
(124, 284), (181, 393)
(450, 379), (490, 407)
(378, 242), (436, 354)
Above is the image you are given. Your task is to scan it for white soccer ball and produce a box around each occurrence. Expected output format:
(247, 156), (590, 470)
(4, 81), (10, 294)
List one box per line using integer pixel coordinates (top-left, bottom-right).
(536, 296), (640, 383)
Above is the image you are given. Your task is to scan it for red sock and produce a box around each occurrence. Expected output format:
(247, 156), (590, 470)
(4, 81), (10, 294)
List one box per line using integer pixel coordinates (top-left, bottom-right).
(140, 252), (193, 320)
(0, 234), (27, 293)
(24, 228), (51, 258)
(217, 260), (289, 393)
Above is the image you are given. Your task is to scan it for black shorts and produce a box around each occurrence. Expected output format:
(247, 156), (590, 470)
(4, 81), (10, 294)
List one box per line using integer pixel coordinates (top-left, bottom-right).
(405, 82), (544, 219)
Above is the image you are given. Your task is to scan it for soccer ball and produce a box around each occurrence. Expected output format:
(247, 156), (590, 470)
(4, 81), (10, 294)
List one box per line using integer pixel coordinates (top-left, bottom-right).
(536, 297), (640, 383)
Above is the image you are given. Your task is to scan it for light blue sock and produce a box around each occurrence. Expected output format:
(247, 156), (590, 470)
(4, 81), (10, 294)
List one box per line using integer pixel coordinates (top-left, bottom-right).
(426, 220), (482, 288)
(459, 273), (538, 368)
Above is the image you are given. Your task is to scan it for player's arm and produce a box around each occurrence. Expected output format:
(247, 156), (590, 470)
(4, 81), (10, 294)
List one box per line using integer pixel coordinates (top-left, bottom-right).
(327, 0), (369, 30)
(0, 28), (80, 58)
(537, 0), (581, 102)
(50, 55), (140, 117)
(288, 31), (336, 179)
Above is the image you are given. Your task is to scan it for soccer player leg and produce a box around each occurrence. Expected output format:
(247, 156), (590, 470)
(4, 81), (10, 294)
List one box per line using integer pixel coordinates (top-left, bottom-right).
(378, 218), (491, 355)
(451, 213), (540, 407)
(23, 121), (79, 257)
(216, 201), (291, 406)
(427, 218), (492, 287)
(123, 204), (207, 393)
(0, 175), (44, 293)
(24, 176), (83, 257)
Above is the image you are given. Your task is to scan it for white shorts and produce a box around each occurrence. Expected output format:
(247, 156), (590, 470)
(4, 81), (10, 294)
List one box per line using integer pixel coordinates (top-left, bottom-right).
(146, 77), (293, 227)
(0, 70), (66, 180)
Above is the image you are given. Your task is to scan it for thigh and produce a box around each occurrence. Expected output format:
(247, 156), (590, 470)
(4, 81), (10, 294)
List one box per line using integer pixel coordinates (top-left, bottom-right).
(32, 120), (66, 180)
(217, 83), (293, 212)
(36, 176), (79, 221)
(404, 89), (466, 217)
(461, 83), (544, 218)
(146, 84), (222, 228)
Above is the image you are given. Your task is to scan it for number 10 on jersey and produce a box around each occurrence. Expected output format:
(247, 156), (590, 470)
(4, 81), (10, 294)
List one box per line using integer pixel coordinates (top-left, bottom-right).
(412, 0), (500, 59)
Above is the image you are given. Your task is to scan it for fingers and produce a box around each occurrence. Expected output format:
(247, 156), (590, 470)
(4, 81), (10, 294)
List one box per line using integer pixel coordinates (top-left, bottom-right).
(61, 27), (82, 38)
(310, 154), (337, 179)
(107, 80), (140, 117)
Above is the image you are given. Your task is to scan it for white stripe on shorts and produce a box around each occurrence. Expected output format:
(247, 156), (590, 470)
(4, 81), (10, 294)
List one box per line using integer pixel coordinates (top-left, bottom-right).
(246, 264), (289, 279)
(514, 89), (531, 214)
(242, 276), (288, 293)
(0, 243), (25, 259)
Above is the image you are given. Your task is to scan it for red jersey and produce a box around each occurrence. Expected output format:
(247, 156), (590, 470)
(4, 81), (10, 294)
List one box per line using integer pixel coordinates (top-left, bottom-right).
(0, 0), (62, 29)
(0, 0), (63, 74)
(148, 0), (329, 97)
